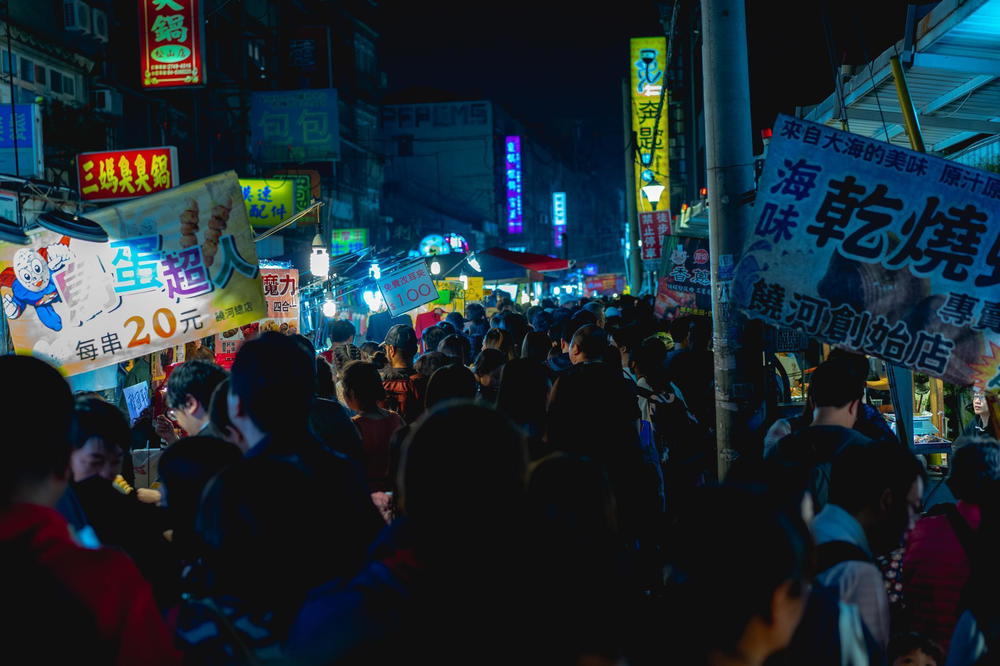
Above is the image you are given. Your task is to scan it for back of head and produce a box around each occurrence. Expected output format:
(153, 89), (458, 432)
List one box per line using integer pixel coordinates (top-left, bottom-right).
(72, 395), (130, 452)
(582, 301), (605, 324)
(670, 315), (694, 347)
(810, 359), (865, 409)
(0, 356), (73, 504)
(687, 316), (712, 351)
(466, 303), (486, 324)
(498, 311), (529, 355)
(315, 357), (335, 398)
(421, 325), (448, 356)
(497, 358), (550, 429)
(664, 485), (811, 660)
(570, 324), (609, 362)
(167, 359), (228, 410)
(948, 436), (1000, 505)
(209, 378), (236, 435)
(385, 324), (419, 360)
(231, 332), (315, 434)
(483, 327), (508, 353)
(360, 341), (381, 360)
(290, 334), (316, 359)
(415, 351), (449, 378)
(632, 336), (667, 381)
(425, 364), (478, 409)
(400, 402), (526, 530)
(473, 348), (507, 378)
(829, 439), (925, 515)
(521, 331), (552, 364)
(568, 310), (597, 337)
(328, 319), (356, 345)
(444, 311), (465, 332)
(331, 344), (362, 377)
(438, 334), (471, 366)
(341, 360), (386, 411)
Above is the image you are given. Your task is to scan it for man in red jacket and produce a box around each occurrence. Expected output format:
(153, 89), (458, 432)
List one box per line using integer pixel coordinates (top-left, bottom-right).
(903, 436), (1000, 653)
(0, 355), (181, 665)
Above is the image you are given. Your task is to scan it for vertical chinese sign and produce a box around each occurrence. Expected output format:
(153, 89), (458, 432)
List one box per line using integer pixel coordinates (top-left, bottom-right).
(0, 104), (44, 178)
(139, 0), (206, 88)
(629, 37), (670, 215)
(259, 268), (299, 334)
(734, 114), (1000, 391)
(654, 236), (711, 320)
(77, 147), (179, 202)
(505, 136), (523, 234)
(639, 211), (672, 261)
(238, 178), (296, 227)
(552, 192), (567, 248)
(0, 171), (264, 376)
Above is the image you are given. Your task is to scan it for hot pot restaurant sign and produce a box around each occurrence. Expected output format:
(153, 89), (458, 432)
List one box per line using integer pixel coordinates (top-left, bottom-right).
(0, 172), (264, 376)
(735, 113), (1000, 391)
(139, 0), (206, 88)
(77, 147), (179, 202)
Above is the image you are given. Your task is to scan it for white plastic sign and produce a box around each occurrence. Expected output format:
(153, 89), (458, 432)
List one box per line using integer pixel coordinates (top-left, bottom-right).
(378, 259), (439, 317)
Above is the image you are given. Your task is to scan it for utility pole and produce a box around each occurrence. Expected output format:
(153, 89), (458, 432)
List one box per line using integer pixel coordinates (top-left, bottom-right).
(701, 0), (759, 480)
(622, 77), (642, 295)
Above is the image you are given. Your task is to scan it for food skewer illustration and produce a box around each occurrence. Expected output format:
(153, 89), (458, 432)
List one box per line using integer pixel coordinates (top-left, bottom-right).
(179, 199), (199, 249)
(202, 197), (232, 268)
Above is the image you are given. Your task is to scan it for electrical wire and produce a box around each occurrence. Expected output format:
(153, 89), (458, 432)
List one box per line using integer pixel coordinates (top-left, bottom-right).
(858, 22), (892, 143)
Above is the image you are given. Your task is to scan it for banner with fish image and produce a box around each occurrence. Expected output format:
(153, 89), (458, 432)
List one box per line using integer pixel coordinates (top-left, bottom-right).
(0, 171), (265, 376)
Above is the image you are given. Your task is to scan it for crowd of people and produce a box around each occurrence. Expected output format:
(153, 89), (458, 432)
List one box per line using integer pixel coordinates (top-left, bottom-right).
(3, 292), (1000, 666)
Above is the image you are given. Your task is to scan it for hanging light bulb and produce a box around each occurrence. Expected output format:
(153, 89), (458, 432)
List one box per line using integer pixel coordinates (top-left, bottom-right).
(467, 253), (481, 273)
(430, 259), (441, 275)
(310, 233), (329, 278)
(370, 263), (381, 280)
(459, 273), (469, 290)
(363, 289), (385, 312)
(322, 296), (337, 318)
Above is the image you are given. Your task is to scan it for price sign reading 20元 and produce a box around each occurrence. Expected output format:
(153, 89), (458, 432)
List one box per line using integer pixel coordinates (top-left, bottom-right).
(378, 260), (440, 317)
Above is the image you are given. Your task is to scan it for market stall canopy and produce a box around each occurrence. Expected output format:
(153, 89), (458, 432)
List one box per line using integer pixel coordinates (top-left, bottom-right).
(480, 247), (570, 272)
(803, 0), (1000, 155)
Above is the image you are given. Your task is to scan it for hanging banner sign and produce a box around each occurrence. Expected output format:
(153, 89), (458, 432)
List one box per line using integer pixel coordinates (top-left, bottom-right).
(77, 146), (179, 202)
(585, 273), (625, 296)
(378, 259), (439, 317)
(238, 178), (297, 227)
(0, 171), (264, 376)
(139, 0), (206, 88)
(259, 267), (300, 335)
(630, 37), (670, 215)
(639, 211), (672, 261)
(654, 235), (712, 319)
(735, 114), (1000, 391)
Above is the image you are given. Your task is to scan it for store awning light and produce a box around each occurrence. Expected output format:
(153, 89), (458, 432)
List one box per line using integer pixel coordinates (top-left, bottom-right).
(467, 253), (481, 273)
(36, 210), (108, 242)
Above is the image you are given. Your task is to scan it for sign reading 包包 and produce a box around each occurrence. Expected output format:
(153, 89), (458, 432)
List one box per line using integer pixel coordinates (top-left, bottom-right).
(250, 89), (340, 163)
(0, 171), (264, 376)
(0, 104), (44, 178)
(77, 147), (179, 202)
(735, 114), (1000, 391)
(259, 268), (299, 335)
(378, 259), (439, 317)
(630, 37), (670, 215)
(239, 178), (296, 227)
(654, 236), (711, 319)
(139, 0), (206, 88)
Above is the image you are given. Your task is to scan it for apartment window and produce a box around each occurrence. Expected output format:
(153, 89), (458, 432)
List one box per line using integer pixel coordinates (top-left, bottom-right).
(35, 64), (46, 87)
(63, 74), (76, 96)
(20, 57), (34, 83)
(1, 49), (15, 75)
(50, 70), (63, 94)
(354, 34), (375, 76)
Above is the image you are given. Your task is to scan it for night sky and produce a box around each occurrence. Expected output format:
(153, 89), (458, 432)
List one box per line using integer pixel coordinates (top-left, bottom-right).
(380, 0), (919, 165)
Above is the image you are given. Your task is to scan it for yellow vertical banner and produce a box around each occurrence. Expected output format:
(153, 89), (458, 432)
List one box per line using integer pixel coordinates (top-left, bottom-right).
(630, 37), (670, 215)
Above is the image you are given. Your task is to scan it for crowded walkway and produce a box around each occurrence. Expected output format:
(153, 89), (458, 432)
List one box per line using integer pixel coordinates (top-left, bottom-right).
(2, 293), (999, 666)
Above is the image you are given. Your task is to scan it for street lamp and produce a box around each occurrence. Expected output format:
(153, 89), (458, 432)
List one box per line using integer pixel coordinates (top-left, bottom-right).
(430, 259), (441, 275)
(641, 180), (666, 211)
(310, 233), (329, 278)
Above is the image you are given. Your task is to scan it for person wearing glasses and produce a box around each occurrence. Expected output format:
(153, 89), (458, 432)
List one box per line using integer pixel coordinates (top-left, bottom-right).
(155, 360), (228, 444)
(964, 391), (998, 439)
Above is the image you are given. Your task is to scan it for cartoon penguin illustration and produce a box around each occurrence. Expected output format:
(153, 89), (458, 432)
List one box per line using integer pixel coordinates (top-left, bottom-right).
(1, 237), (74, 331)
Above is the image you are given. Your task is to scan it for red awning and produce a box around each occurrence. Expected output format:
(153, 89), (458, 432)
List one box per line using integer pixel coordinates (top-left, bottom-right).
(481, 247), (569, 272)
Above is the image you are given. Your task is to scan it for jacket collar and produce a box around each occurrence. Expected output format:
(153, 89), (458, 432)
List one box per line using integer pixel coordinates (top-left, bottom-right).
(813, 503), (873, 558)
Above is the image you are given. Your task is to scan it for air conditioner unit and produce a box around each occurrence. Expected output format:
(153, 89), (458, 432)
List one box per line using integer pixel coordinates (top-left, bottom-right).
(64, 0), (92, 34)
(91, 8), (109, 43)
(91, 89), (123, 116)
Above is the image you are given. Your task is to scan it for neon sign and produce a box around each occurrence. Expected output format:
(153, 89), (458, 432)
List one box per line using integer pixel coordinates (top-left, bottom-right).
(552, 192), (566, 248)
(505, 136), (522, 234)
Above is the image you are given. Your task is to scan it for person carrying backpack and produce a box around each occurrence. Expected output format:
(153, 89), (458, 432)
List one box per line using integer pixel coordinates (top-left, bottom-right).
(380, 324), (424, 423)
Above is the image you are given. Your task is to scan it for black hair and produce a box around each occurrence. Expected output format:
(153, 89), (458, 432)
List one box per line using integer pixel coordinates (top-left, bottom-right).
(340, 360), (386, 411)
(663, 485), (811, 658)
(498, 311), (529, 356)
(887, 632), (943, 664)
(328, 319), (356, 344)
(316, 357), (336, 398)
(632, 337), (667, 382)
(829, 439), (926, 515)
(810, 359), (866, 409)
(421, 325), (449, 356)
(230, 331), (315, 434)
(521, 330), (552, 364)
(438, 334), (471, 366)
(166, 360), (228, 411)
(72, 396), (131, 452)
(570, 324), (609, 361)
(331, 344), (362, 376)
(466, 303), (487, 323)
(473, 348), (507, 378)
(209, 378), (235, 436)
(425, 364), (478, 409)
(497, 358), (550, 439)
(415, 351), (450, 378)
(290, 334), (316, 358)
(947, 436), (1000, 505)
(360, 341), (381, 360)
(0, 356), (73, 503)
(566, 311), (597, 343)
